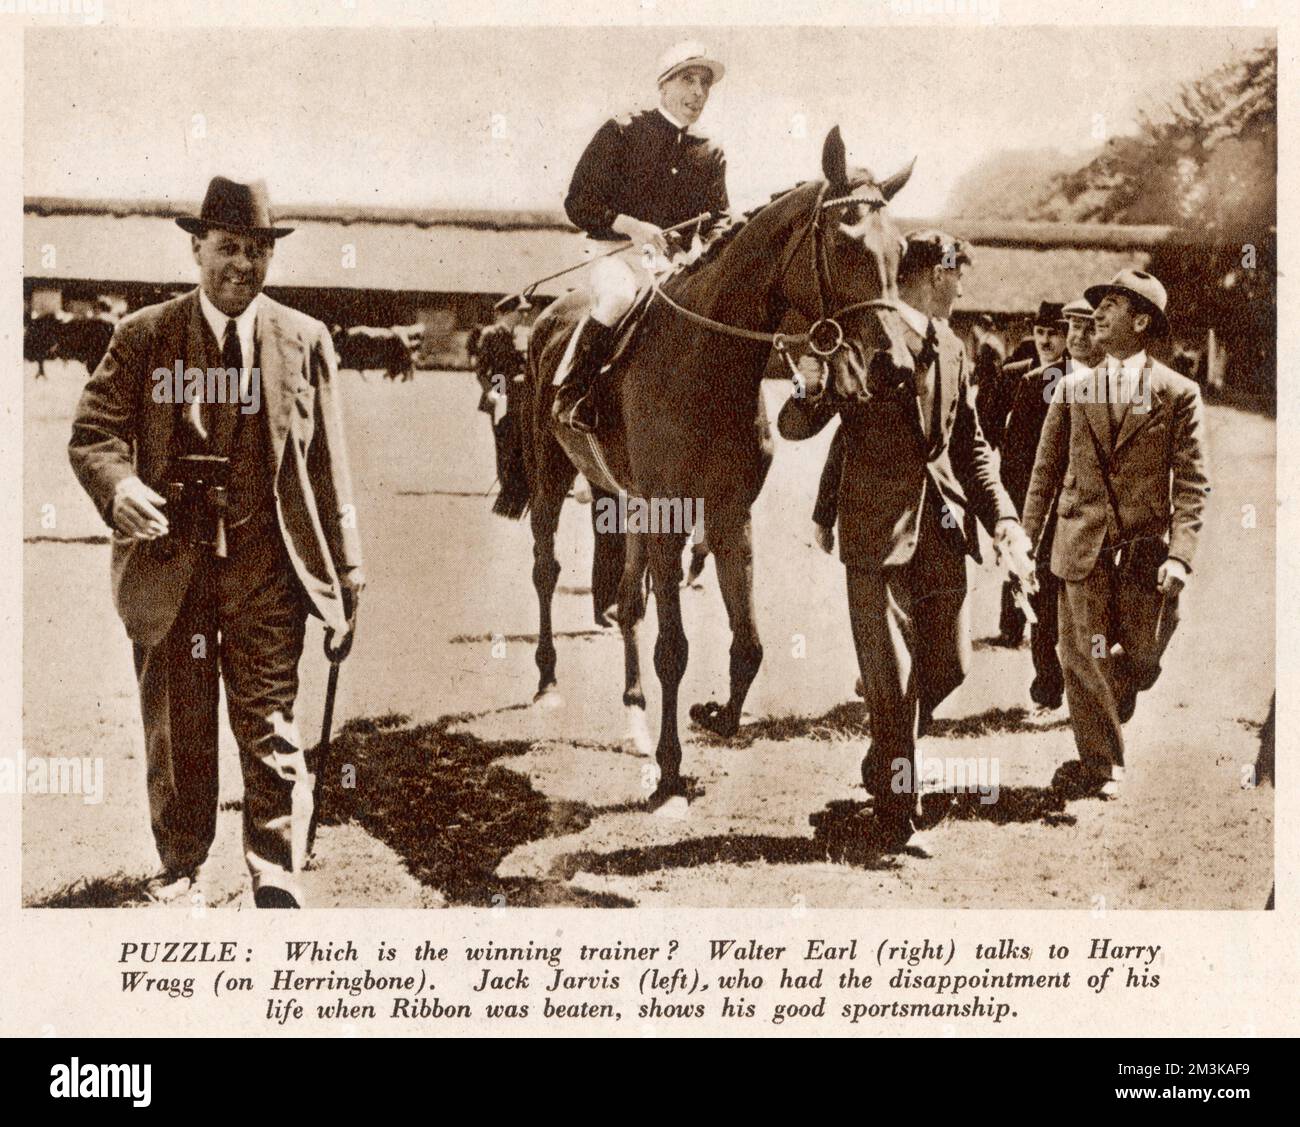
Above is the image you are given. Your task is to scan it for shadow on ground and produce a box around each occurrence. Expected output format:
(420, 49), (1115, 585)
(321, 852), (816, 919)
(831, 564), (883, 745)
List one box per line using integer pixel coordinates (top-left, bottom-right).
(29, 703), (1082, 907)
(449, 630), (607, 644)
(551, 782), (1079, 883)
(313, 711), (632, 907)
(927, 706), (1071, 738)
(28, 873), (242, 909)
(692, 701), (869, 748)
(692, 702), (1069, 749)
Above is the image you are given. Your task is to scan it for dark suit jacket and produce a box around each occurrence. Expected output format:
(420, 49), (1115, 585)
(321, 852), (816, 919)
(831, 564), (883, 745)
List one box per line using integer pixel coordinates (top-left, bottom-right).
(69, 289), (364, 646)
(998, 353), (1076, 513)
(1021, 361), (1210, 582)
(565, 108), (728, 240)
(780, 310), (1016, 571)
(976, 355), (1031, 451)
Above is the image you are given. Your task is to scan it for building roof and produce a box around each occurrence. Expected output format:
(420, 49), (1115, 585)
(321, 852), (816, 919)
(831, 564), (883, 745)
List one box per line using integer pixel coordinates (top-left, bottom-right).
(23, 198), (1165, 313)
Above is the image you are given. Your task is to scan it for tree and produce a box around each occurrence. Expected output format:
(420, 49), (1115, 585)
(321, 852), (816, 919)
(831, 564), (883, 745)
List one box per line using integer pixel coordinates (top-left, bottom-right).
(1034, 44), (1276, 400)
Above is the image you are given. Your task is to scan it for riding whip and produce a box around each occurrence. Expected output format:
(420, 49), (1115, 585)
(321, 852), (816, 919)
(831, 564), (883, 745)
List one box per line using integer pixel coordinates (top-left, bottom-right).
(504, 210), (725, 308)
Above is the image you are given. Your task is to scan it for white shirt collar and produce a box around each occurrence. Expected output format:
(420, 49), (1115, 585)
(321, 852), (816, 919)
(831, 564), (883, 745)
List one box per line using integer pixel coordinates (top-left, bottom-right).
(1106, 349), (1146, 377)
(198, 287), (259, 364)
(895, 298), (931, 339)
(657, 106), (689, 132)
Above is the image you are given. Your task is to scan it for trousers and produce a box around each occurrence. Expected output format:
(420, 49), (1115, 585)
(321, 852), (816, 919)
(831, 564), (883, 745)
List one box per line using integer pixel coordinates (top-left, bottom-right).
(846, 504), (969, 826)
(132, 520), (310, 896)
(1056, 559), (1180, 776)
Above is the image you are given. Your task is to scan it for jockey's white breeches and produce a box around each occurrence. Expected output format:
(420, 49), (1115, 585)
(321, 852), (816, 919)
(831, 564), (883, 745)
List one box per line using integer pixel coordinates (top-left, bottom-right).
(583, 241), (672, 327)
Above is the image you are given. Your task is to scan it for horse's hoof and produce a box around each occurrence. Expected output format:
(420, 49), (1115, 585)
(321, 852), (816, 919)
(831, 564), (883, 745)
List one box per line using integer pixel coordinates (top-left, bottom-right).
(624, 706), (653, 757)
(653, 795), (690, 821)
(534, 687), (564, 711)
(689, 701), (739, 738)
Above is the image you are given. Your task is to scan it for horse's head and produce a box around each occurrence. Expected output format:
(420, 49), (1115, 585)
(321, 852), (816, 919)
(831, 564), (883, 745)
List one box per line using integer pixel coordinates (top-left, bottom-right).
(776, 127), (916, 398)
(776, 127), (910, 315)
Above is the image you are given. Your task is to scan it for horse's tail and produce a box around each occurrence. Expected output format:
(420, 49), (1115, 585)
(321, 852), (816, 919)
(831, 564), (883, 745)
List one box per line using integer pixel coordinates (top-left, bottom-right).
(492, 390), (532, 519)
(491, 334), (539, 521)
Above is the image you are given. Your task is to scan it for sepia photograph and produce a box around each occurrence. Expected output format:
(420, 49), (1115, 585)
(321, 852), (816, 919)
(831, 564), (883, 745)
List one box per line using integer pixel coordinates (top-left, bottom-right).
(17, 11), (1276, 926)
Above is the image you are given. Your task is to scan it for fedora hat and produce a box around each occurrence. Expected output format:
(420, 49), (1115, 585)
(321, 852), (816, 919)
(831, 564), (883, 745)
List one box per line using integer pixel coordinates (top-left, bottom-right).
(1085, 268), (1168, 333)
(175, 176), (294, 239)
(1032, 301), (1067, 329)
(1062, 297), (1095, 321)
(656, 40), (725, 86)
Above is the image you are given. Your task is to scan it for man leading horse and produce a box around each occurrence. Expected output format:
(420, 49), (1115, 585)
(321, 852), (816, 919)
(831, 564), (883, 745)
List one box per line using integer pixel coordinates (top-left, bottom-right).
(780, 231), (1036, 850)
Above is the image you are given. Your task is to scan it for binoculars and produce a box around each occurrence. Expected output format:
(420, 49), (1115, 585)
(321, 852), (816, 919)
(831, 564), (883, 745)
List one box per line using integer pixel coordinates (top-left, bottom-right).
(160, 454), (230, 558)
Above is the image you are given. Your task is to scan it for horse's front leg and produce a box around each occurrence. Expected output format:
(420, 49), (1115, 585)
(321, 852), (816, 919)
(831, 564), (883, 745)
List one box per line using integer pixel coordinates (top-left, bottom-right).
(689, 511), (762, 738)
(618, 531), (652, 756)
(647, 530), (689, 811)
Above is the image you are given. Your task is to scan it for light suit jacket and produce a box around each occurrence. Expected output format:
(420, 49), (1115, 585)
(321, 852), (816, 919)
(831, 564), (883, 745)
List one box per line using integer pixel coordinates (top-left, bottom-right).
(1021, 359), (1209, 582)
(68, 289), (364, 646)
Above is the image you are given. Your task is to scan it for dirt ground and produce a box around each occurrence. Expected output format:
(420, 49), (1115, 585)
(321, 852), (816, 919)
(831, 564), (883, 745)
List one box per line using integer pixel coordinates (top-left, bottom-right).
(22, 360), (1274, 909)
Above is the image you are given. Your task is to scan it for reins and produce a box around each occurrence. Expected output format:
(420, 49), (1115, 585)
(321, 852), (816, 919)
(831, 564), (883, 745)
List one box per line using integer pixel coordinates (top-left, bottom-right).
(647, 181), (895, 384)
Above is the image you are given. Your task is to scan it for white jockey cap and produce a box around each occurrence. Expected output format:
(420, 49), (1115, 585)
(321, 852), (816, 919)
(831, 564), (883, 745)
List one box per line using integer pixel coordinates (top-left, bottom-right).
(656, 40), (725, 86)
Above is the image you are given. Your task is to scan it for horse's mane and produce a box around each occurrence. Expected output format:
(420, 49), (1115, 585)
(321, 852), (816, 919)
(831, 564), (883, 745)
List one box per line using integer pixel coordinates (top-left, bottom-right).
(666, 180), (819, 283)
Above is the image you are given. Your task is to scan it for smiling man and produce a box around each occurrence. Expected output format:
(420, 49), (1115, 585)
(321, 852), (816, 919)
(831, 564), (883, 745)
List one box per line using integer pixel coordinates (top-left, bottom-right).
(68, 176), (364, 908)
(1022, 269), (1210, 799)
(555, 40), (730, 433)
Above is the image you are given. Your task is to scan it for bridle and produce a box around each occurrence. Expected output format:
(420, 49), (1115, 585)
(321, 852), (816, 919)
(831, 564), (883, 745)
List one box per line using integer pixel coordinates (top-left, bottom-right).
(648, 180), (896, 384)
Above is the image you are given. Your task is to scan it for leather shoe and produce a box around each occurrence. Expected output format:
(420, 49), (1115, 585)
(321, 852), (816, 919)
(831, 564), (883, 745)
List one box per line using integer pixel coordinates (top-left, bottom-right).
(1099, 766), (1124, 799)
(144, 867), (195, 905)
(870, 810), (919, 853)
(254, 885), (301, 909)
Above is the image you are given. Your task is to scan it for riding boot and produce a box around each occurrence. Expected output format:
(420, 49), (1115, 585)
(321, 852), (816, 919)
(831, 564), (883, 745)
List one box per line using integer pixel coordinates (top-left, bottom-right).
(554, 318), (616, 434)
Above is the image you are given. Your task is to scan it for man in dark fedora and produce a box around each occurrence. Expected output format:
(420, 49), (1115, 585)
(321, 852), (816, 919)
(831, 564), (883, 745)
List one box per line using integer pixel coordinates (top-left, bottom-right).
(69, 176), (365, 907)
(978, 300), (1069, 647)
(1022, 269), (1209, 798)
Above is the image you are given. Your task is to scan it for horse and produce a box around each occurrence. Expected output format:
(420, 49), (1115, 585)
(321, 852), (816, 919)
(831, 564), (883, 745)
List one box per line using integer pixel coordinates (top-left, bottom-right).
(496, 126), (912, 810)
(25, 313), (59, 378)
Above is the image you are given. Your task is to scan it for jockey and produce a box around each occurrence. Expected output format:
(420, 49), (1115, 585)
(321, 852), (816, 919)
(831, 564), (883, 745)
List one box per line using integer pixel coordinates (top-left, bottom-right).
(555, 39), (730, 432)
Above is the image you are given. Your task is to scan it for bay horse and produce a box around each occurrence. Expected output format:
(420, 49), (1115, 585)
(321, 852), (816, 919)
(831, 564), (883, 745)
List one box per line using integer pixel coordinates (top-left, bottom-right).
(497, 127), (913, 810)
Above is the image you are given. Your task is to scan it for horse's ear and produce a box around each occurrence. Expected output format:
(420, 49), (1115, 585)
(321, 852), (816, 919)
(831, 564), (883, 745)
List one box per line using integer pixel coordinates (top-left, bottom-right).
(822, 126), (849, 194)
(878, 158), (916, 202)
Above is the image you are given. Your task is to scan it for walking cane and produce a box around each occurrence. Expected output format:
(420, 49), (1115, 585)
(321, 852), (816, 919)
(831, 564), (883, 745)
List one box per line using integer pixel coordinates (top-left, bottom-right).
(296, 606), (357, 866)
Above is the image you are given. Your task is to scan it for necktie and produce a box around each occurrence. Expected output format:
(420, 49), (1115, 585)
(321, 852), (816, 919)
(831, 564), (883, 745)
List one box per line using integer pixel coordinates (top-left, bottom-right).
(916, 321), (943, 456)
(1108, 363), (1126, 437)
(209, 319), (243, 451)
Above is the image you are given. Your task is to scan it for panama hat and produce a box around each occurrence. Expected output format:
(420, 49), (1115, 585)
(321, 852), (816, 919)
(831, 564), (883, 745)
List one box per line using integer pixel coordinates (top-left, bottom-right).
(656, 40), (725, 86)
(175, 176), (294, 239)
(1085, 269), (1168, 333)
